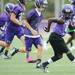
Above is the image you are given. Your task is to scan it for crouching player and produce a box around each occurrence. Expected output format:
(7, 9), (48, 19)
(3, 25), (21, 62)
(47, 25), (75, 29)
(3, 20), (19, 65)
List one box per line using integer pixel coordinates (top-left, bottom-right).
(24, 0), (48, 66)
(38, 4), (75, 72)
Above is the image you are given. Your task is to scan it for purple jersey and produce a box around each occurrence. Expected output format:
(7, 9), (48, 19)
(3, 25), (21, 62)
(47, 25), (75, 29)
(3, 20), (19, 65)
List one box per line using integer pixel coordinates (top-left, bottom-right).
(53, 17), (70, 37)
(24, 9), (43, 37)
(24, 9), (43, 51)
(0, 12), (9, 27)
(7, 3), (24, 28)
(5, 4), (25, 44)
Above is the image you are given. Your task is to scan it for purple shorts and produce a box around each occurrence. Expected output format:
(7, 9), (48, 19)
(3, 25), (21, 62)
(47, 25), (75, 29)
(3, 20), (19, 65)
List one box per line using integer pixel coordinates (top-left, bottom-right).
(5, 26), (24, 44)
(25, 37), (42, 51)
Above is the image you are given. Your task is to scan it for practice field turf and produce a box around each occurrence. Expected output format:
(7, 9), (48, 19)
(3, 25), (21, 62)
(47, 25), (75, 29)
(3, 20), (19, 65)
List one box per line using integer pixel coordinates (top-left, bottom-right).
(0, 36), (75, 75)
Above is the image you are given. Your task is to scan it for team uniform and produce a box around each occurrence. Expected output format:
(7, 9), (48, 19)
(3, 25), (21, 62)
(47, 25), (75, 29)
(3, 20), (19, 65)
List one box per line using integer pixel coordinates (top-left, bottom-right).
(38, 4), (75, 72)
(48, 18), (72, 60)
(0, 2), (26, 59)
(5, 4), (25, 44)
(25, 9), (43, 52)
(0, 3), (15, 54)
(24, 0), (48, 64)
(24, 8), (43, 63)
(0, 12), (9, 54)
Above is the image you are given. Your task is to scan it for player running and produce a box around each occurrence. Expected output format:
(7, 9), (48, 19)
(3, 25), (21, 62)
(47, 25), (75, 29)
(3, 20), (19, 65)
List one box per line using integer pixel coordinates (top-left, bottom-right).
(24, 0), (48, 66)
(0, 3), (15, 55)
(38, 4), (75, 72)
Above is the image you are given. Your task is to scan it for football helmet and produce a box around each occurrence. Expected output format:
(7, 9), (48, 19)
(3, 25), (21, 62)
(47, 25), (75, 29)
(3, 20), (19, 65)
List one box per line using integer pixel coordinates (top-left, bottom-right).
(35, 0), (48, 8)
(5, 3), (14, 13)
(62, 4), (73, 19)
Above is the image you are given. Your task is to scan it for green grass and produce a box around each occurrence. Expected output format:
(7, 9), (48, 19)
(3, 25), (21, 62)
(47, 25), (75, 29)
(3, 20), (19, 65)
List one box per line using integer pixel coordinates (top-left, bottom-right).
(0, 37), (75, 75)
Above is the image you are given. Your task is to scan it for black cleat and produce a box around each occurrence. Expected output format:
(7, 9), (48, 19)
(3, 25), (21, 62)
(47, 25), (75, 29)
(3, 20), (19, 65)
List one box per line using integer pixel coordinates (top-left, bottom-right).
(36, 59), (41, 68)
(39, 62), (49, 73)
(28, 60), (37, 63)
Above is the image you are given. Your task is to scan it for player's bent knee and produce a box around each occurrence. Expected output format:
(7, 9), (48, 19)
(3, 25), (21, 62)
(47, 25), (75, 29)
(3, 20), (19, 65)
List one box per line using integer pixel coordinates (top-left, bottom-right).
(52, 55), (62, 62)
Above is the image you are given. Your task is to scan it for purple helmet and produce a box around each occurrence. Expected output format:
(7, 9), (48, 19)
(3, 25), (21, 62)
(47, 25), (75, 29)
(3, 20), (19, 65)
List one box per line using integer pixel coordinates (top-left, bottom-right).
(62, 4), (73, 19)
(5, 3), (14, 13)
(35, 0), (48, 8)
(69, 0), (75, 5)
(62, 4), (73, 13)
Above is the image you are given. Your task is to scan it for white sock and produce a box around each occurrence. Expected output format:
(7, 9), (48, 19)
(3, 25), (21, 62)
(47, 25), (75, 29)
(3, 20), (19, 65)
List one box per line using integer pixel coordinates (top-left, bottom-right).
(72, 59), (75, 63)
(47, 58), (53, 64)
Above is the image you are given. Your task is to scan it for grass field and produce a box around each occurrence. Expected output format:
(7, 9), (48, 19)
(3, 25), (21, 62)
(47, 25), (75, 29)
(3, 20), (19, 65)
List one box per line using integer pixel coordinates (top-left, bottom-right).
(0, 36), (75, 75)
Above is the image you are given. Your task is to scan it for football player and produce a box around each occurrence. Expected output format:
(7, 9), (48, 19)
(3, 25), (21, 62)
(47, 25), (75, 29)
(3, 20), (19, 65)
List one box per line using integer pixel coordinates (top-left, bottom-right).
(0, 3), (15, 55)
(24, 0), (48, 66)
(38, 4), (75, 72)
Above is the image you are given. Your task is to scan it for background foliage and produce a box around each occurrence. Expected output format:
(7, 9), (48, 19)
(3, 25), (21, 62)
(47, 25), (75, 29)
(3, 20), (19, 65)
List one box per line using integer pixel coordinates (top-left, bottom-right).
(0, 0), (70, 18)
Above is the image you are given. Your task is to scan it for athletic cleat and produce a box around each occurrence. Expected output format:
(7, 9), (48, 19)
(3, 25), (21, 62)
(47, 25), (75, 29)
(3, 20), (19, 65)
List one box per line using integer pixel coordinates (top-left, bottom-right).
(26, 56), (33, 63)
(36, 59), (41, 68)
(28, 60), (37, 63)
(40, 64), (49, 73)
(28, 59), (41, 63)
(41, 65), (49, 73)
(38, 62), (49, 73)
